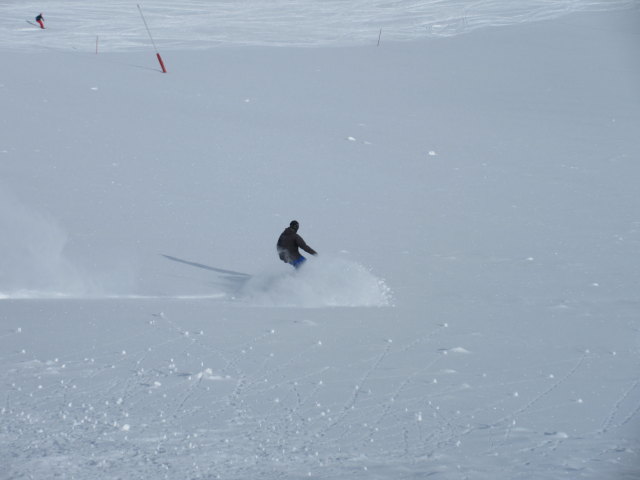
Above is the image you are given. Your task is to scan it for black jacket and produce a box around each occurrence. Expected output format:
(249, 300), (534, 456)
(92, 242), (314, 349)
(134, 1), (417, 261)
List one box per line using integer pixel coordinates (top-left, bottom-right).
(277, 227), (317, 263)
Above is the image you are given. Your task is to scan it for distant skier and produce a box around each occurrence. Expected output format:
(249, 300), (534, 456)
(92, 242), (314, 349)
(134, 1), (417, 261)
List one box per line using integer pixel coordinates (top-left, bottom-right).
(277, 220), (317, 268)
(35, 13), (45, 29)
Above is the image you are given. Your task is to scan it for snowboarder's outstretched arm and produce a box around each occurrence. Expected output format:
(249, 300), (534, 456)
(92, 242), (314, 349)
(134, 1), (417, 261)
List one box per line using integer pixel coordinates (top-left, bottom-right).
(296, 235), (317, 256)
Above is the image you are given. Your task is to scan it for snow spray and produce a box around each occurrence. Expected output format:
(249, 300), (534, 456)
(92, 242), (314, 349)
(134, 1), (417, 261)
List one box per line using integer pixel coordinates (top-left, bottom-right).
(238, 256), (393, 308)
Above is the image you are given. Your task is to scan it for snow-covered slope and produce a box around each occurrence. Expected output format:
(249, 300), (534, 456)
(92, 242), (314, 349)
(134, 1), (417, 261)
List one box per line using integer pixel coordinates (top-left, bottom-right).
(2, 0), (637, 50)
(1, 2), (639, 479)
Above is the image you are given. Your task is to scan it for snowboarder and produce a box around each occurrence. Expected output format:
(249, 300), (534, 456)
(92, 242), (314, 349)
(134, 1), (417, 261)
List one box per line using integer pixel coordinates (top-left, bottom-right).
(277, 220), (317, 268)
(35, 13), (45, 29)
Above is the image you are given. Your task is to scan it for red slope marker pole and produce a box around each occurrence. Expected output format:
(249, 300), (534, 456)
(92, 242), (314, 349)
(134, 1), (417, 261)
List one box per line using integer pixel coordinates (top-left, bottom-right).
(137, 4), (167, 73)
(156, 53), (167, 73)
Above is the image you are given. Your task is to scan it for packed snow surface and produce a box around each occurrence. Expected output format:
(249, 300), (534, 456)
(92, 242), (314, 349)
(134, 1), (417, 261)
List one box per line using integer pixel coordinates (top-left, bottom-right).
(1, 1), (640, 479)
(2, 0), (637, 49)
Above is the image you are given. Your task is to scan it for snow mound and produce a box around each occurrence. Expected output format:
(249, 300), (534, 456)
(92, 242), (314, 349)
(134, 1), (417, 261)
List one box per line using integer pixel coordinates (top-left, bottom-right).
(238, 256), (393, 308)
(194, 368), (228, 381)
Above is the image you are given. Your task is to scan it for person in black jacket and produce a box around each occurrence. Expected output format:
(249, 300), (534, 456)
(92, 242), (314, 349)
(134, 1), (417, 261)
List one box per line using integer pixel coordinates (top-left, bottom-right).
(277, 220), (317, 268)
(35, 13), (45, 29)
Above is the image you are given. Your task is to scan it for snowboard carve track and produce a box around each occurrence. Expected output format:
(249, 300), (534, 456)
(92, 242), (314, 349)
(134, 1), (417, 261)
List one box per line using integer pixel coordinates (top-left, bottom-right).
(328, 341), (393, 438)
(503, 352), (588, 426)
(617, 396), (640, 429)
(601, 378), (640, 433)
(364, 354), (443, 446)
(423, 351), (590, 454)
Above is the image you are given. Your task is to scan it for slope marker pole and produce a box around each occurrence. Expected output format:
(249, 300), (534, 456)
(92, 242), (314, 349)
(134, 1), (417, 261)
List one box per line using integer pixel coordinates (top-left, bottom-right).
(137, 4), (167, 73)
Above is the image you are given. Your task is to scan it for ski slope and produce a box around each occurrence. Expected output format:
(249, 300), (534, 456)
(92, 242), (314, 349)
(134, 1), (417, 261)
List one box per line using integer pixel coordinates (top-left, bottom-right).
(1, 1), (640, 479)
(2, 0), (637, 50)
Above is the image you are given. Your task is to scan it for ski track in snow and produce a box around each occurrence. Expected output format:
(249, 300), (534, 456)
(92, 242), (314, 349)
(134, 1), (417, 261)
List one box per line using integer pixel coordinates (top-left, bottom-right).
(2, 308), (637, 479)
(1, 0), (635, 51)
